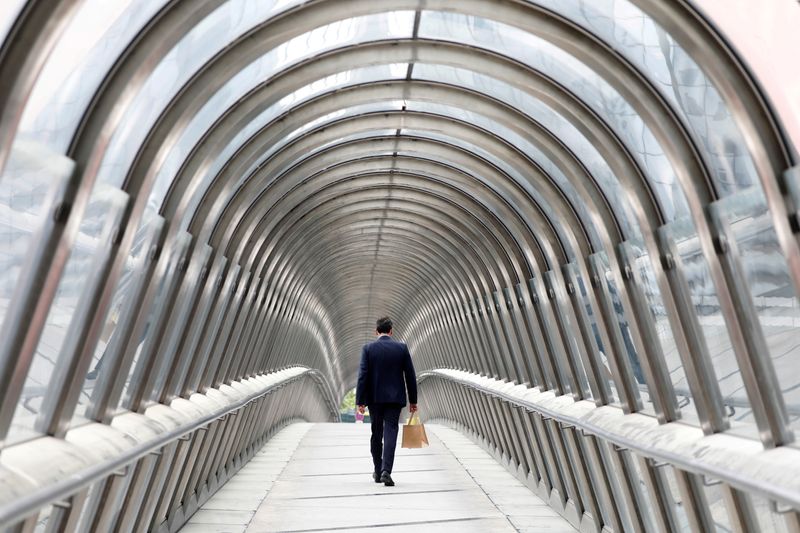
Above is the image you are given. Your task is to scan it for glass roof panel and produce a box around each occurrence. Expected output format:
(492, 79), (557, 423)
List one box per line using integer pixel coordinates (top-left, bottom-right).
(17, 0), (165, 152)
(93, 8), (412, 191)
(412, 63), (637, 239)
(418, 10), (689, 223)
(191, 98), (592, 255)
(400, 127), (577, 259)
(176, 64), (409, 230)
(0, 0), (26, 46)
(533, 0), (760, 196)
(406, 99), (603, 247)
(221, 115), (578, 260)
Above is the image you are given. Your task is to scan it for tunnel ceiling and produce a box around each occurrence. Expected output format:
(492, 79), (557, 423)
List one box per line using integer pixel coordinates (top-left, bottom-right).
(1, 0), (800, 452)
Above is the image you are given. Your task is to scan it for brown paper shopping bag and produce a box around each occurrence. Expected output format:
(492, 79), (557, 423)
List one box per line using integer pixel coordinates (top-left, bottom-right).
(401, 411), (429, 448)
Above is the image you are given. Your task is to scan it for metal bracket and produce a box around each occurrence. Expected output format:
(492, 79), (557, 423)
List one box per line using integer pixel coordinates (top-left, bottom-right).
(52, 202), (72, 223)
(712, 234), (729, 255)
(769, 500), (796, 515)
(648, 458), (670, 469)
(781, 166), (800, 232)
(703, 476), (722, 487)
(660, 252), (675, 271)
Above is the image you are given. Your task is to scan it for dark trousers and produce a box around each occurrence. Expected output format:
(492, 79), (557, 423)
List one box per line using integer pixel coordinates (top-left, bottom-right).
(368, 403), (402, 474)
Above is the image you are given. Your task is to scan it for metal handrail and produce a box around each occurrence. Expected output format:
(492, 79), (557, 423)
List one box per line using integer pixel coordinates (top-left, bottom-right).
(419, 369), (800, 510)
(0, 366), (335, 527)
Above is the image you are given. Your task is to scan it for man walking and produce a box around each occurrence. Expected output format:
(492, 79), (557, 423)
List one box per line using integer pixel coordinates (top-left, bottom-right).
(356, 317), (418, 487)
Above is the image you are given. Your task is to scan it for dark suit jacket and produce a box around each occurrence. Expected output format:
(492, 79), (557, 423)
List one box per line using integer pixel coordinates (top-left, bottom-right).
(356, 335), (417, 406)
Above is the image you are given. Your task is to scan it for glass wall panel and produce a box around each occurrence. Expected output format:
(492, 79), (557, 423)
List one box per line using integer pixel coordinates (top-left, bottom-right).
(534, 0), (760, 196)
(33, 503), (53, 533)
(0, 140), (74, 329)
(417, 10), (690, 223)
(7, 183), (127, 445)
(412, 63), (640, 240)
(663, 467), (693, 532)
(665, 216), (757, 438)
(96, 11), (415, 190)
(572, 266), (617, 404)
(17, 0), (164, 152)
(0, 0), (26, 46)
(750, 495), (792, 533)
(175, 64), (409, 229)
(714, 188), (800, 433)
(118, 233), (190, 411)
(628, 238), (698, 423)
(702, 482), (737, 532)
(593, 251), (650, 414)
(74, 207), (162, 422)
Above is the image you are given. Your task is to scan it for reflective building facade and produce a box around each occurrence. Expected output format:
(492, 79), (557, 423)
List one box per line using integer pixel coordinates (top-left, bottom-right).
(0, 0), (799, 531)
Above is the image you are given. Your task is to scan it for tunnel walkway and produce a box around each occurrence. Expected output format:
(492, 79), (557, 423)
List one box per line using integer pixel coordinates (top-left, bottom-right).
(3, 1), (800, 531)
(181, 423), (575, 533)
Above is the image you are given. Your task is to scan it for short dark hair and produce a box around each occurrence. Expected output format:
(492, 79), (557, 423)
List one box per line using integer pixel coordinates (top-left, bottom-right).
(376, 317), (393, 334)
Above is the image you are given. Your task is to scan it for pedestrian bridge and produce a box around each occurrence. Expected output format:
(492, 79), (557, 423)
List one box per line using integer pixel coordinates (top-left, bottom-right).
(181, 422), (575, 533)
(0, 1), (799, 532)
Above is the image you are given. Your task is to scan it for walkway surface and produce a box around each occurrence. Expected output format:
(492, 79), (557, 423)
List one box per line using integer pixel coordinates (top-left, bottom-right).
(180, 422), (576, 533)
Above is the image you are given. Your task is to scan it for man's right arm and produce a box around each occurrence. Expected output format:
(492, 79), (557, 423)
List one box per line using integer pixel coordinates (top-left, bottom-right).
(356, 345), (369, 409)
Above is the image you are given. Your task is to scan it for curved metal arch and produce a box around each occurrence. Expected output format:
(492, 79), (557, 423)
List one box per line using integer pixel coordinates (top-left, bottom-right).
(166, 78), (626, 244)
(279, 244), (497, 375)
(256, 188), (521, 297)
(227, 141), (610, 392)
(175, 79), (624, 264)
(217, 127), (577, 272)
(9, 6), (788, 416)
(271, 224), (484, 323)
(144, 36), (681, 381)
(237, 160), (550, 281)
(169, 37), (664, 243)
(90, 0), (747, 423)
(221, 130), (688, 415)
(260, 198), (520, 370)
(279, 216), (493, 297)
(244, 170), (561, 381)
(99, 0), (723, 320)
(206, 99), (632, 284)
(252, 194), (548, 382)
(291, 241), (471, 335)
(0, 0), (81, 175)
(228, 141), (552, 282)
(114, 0), (714, 229)
(220, 130), (605, 366)
(269, 217), (497, 324)
(265, 212), (506, 374)
(261, 247), (468, 377)
(256, 205), (502, 343)
(292, 220), (501, 353)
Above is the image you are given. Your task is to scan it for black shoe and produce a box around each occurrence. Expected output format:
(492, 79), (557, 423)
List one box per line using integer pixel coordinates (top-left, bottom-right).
(372, 471), (381, 483)
(380, 471), (394, 486)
